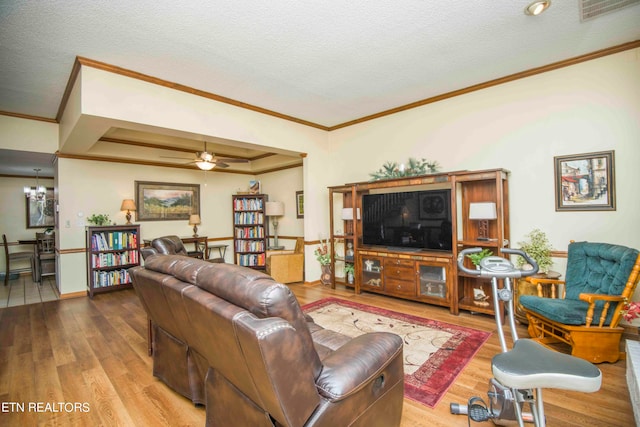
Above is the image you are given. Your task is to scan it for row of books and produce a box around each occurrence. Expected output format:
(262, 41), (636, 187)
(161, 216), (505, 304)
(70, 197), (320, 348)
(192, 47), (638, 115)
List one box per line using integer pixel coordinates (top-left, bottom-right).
(236, 253), (266, 267)
(233, 198), (264, 211)
(235, 240), (266, 252)
(235, 226), (265, 238)
(92, 269), (132, 288)
(91, 250), (139, 268)
(234, 212), (264, 225)
(91, 231), (138, 251)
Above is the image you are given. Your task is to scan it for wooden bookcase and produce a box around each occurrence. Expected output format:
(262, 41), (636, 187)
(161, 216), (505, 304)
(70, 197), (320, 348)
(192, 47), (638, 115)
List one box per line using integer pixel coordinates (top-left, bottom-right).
(86, 225), (141, 298)
(328, 184), (358, 287)
(327, 168), (509, 316)
(232, 194), (269, 269)
(453, 169), (510, 316)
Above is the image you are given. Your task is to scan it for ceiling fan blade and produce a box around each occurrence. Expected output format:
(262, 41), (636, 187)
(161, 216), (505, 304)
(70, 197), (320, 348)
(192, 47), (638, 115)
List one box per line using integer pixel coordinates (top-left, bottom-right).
(160, 155), (194, 160)
(214, 162), (229, 168)
(213, 157), (250, 163)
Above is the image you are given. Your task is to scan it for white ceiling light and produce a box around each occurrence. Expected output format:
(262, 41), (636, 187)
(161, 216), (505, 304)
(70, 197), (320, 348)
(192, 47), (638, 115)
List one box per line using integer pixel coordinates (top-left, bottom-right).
(195, 161), (215, 171)
(24, 168), (47, 201)
(525, 1), (552, 15)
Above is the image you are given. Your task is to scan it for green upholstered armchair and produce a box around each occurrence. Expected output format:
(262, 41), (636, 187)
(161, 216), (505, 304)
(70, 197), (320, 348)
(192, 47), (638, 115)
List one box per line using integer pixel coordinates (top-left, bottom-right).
(520, 241), (640, 363)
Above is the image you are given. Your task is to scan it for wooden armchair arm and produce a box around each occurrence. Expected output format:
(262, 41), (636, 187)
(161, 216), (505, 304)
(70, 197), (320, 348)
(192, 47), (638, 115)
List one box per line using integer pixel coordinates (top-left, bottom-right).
(526, 277), (566, 299)
(578, 293), (626, 327)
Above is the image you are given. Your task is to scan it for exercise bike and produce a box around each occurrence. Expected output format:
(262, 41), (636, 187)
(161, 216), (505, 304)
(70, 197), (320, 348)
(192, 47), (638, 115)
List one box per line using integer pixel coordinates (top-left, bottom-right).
(450, 248), (602, 427)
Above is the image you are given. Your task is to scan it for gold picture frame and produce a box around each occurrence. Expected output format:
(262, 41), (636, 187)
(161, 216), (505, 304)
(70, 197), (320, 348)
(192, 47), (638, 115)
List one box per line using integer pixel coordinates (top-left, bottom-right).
(135, 181), (200, 221)
(296, 191), (304, 218)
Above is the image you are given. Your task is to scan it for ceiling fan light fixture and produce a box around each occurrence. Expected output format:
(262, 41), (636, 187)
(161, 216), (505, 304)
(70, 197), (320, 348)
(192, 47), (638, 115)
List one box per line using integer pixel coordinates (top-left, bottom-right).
(525, 1), (551, 15)
(196, 161), (215, 171)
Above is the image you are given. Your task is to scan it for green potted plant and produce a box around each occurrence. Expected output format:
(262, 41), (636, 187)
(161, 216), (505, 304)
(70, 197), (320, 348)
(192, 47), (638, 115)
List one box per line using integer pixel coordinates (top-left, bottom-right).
(516, 229), (553, 274)
(344, 263), (355, 284)
(87, 214), (111, 226)
(314, 238), (332, 285)
(466, 248), (494, 268)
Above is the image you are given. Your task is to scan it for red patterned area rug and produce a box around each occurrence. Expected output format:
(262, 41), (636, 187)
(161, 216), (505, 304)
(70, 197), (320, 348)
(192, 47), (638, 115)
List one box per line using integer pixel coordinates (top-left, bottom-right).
(302, 297), (491, 408)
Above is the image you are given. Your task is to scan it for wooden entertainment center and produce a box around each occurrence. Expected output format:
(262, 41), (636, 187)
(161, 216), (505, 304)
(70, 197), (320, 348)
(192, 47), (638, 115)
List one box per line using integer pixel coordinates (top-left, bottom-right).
(328, 168), (509, 316)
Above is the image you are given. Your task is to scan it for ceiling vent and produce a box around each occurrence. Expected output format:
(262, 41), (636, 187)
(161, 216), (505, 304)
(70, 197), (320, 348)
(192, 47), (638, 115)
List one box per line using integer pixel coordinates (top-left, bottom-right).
(580, 0), (640, 21)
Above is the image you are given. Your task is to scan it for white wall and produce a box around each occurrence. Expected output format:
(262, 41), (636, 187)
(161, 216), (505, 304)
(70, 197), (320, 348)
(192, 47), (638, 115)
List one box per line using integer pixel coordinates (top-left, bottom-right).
(1, 47), (638, 315)
(258, 167), (304, 250)
(55, 157), (253, 294)
(325, 47), (640, 324)
(328, 47), (640, 254)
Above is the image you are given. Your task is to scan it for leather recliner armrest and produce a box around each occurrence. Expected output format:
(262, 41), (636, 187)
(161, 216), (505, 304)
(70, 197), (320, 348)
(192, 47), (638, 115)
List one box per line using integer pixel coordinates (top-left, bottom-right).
(315, 332), (403, 401)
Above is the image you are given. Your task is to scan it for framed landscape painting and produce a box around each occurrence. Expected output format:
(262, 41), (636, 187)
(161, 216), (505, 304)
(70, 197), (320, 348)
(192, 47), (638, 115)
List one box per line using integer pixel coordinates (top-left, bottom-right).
(554, 150), (615, 211)
(135, 181), (200, 221)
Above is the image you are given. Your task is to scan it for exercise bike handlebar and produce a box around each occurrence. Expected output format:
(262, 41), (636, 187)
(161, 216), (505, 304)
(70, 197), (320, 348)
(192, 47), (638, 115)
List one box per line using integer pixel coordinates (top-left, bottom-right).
(457, 247), (539, 279)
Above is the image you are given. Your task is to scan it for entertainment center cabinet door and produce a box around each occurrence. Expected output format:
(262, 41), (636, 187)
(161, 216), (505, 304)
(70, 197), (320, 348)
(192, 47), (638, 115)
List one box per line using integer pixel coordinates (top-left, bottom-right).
(360, 255), (384, 292)
(416, 262), (450, 306)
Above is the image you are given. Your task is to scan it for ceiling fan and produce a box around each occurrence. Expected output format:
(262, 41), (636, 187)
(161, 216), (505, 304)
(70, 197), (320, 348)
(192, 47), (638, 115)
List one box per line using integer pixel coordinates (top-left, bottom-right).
(163, 141), (250, 170)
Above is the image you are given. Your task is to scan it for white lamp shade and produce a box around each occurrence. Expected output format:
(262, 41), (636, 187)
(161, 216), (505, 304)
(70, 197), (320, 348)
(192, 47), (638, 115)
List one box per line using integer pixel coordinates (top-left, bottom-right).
(469, 202), (497, 220)
(265, 201), (284, 216)
(189, 214), (201, 225)
(341, 208), (361, 220)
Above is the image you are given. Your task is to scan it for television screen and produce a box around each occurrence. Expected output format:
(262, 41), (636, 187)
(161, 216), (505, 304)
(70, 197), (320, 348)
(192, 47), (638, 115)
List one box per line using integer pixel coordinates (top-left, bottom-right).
(361, 189), (452, 251)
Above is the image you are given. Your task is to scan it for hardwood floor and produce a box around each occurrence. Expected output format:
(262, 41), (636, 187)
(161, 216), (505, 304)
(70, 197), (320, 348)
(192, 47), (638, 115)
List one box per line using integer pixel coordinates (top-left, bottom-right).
(0, 282), (634, 426)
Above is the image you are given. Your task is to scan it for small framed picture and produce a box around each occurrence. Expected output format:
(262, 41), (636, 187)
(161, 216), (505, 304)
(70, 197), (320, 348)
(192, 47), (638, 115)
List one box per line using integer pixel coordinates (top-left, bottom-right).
(26, 188), (55, 228)
(249, 180), (261, 194)
(554, 150), (615, 211)
(296, 191), (304, 218)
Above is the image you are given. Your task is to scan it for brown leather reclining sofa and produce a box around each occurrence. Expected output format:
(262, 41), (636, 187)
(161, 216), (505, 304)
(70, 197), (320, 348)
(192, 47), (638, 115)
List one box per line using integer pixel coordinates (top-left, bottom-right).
(130, 254), (404, 426)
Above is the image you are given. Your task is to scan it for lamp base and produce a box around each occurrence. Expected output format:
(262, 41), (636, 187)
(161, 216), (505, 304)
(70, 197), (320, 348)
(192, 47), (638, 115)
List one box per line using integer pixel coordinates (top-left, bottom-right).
(125, 211), (132, 225)
(192, 225), (198, 238)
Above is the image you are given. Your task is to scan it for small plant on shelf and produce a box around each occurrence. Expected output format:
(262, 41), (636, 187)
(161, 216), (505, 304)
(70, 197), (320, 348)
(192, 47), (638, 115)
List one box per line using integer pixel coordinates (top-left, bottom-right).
(87, 214), (111, 226)
(344, 263), (355, 284)
(516, 228), (553, 274)
(369, 157), (440, 181)
(466, 248), (494, 267)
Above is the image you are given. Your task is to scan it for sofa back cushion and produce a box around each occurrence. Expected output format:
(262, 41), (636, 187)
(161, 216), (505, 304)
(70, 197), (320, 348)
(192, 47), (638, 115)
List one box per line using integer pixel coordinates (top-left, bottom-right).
(152, 235), (189, 256)
(565, 242), (639, 300)
(143, 255), (323, 377)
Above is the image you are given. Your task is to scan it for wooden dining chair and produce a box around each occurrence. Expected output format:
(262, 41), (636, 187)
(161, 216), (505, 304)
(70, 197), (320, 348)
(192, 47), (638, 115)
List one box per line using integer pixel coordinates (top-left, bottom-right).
(35, 232), (56, 282)
(3, 234), (34, 286)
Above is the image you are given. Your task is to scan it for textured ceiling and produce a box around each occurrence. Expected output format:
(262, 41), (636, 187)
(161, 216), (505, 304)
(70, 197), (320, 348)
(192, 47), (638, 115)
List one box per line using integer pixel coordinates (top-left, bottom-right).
(0, 1), (639, 175)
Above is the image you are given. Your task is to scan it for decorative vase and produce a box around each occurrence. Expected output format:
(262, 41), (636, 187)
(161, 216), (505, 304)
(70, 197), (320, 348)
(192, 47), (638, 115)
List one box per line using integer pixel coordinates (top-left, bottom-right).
(347, 271), (354, 285)
(320, 265), (332, 285)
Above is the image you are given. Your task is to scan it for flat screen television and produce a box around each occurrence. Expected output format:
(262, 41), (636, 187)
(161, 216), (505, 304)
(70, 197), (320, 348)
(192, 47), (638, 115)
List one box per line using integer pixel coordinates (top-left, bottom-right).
(361, 189), (452, 252)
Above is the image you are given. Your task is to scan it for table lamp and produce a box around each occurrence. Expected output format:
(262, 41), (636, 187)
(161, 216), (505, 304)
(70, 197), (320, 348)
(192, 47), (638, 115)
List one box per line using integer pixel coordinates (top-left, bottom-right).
(469, 202), (497, 241)
(120, 199), (136, 224)
(340, 207), (361, 221)
(265, 201), (285, 249)
(189, 214), (201, 237)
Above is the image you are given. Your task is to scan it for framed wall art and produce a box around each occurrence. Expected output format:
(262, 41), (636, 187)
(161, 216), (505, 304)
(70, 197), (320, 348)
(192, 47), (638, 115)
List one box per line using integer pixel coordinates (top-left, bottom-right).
(26, 188), (55, 228)
(554, 150), (615, 211)
(296, 191), (304, 218)
(135, 181), (200, 221)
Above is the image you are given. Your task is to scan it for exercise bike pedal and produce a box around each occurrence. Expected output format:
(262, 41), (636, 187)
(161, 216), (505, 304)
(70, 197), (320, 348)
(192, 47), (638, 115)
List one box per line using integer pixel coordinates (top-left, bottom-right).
(467, 397), (490, 422)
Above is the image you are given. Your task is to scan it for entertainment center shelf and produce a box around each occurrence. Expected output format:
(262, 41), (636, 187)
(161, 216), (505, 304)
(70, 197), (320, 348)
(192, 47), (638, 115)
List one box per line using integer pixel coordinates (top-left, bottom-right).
(328, 168), (509, 316)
